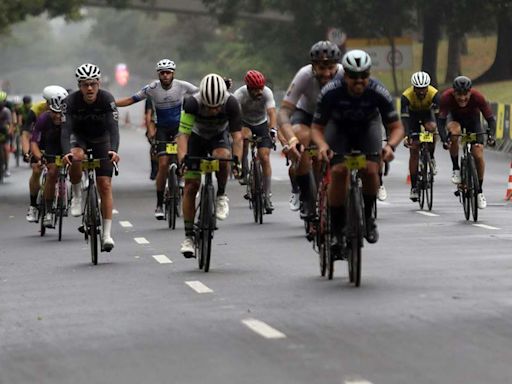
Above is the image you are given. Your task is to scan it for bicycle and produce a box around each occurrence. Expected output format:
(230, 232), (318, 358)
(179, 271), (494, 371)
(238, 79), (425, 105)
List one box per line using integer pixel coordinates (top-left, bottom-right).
(323, 151), (369, 287)
(412, 128), (435, 211)
(244, 135), (265, 224)
(79, 149), (119, 265)
(185, 155), (237, 272)
(453, 129), (485, 222)
(156, 140), (182, 230)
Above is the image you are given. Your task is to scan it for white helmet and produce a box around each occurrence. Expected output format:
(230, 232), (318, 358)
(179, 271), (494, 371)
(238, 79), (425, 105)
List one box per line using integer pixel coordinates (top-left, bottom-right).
(49, 89), (69, 113)
(156, 59), (176, 72)
(199, 73), (227, 108)
(43, 85), (68, 102)
(411, 71), (431, 88)
(75, 63), (101, 81)
(341, 49), (372, 72)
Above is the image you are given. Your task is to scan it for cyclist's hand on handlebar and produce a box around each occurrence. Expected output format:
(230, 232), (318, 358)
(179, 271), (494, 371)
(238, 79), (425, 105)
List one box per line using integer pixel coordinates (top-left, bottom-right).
(403, 136), (410, 148)
(381, 144), (395, 163)
(442, 140), (451, 150)
(318, 144), (331, 162)
(108, 151), (120, 163)
(23, 152), (31, 163)
(487, 134), (496, 147)
(63, 153), (73, 165)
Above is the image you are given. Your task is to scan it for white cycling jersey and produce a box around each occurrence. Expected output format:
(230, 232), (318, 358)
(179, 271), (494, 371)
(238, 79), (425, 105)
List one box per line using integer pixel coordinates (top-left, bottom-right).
(132, 79), (198, 127)
(283, 64), (344, 115)
(233, 85), (275, 126)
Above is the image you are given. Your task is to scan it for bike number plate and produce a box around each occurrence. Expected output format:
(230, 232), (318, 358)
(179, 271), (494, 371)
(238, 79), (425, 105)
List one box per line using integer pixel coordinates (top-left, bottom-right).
(84, 159), (101, 170)
(344, 155), (366, 170)
(200, 159), (219, 173)
(419, 132), (434, 143)
(462, 133), (477, 144)
(166, 143), (178, 154)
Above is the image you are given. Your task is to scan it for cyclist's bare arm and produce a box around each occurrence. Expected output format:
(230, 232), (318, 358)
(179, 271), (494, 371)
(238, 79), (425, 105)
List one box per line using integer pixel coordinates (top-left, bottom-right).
(176, 133), (189, 164)
(115, 97), (137, 107)
(267, 107), (277, 130)
(277, 101), (296, 143)
(383, 120), (405, 162)
(311, 122), (330, 161)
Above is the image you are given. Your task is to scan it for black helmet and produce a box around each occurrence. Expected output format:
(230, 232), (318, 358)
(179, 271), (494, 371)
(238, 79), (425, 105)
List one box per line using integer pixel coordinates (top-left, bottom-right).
(453, 76), (472, 92)
(22, 95), (32, 104)
(310, 41), (342, 63)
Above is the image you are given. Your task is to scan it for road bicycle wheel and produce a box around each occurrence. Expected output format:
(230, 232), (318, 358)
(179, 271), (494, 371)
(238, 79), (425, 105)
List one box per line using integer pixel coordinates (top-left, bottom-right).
(251, 160), (263, 224)
(469, 155), (479, 222)
(57, 185), (64, 241)
(39, 194), (46, 237)
(167, 166), (178, 229)
(460, 158), (470, 220)
(418, 156), (426, 210)
(15, 134), (20, 167)
(425, 154), (434, 211)
(202, 184), (215, 272)
(347, 186), (364, 287)
(0, 145), (4, 183)
(325, 207), (335, 280)
(317, 184), (328, 277)
(88, 186), (100, 265)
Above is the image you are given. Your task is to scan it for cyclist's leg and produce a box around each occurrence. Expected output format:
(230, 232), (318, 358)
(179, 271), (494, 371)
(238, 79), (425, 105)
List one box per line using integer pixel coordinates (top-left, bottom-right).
(210, 131), (232, 220)
(155, 126), (174, 213)
(408, 117), (421, 197)
(253, 121), (274, 210)
(241, 126), (252, 181)
(68, 138), (85, 217)
(424, 118), (437, 160)
(469, 119), (485, 193)
(44, 163), (58, 210)
(448, 120), (462, 183)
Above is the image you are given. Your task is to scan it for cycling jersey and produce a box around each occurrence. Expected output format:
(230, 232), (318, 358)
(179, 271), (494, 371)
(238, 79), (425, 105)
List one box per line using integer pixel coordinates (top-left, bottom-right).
(314, 78), (399, 127)
(437, 88), (496, 142)
(179, 94), (241, 140)
(61, 89), (119, 154)
(22, 101), (47, 133)
(31, 111), (62, 157)
(283, 64), (344, 115)
(132, 79), (197, 128)
(233, 85), (275, 126)
(16, 104), (32, 124)
(401, 85), (440, 113)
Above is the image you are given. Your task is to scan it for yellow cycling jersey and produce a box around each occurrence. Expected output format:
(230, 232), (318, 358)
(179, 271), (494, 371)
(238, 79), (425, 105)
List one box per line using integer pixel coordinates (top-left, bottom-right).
(30, 101), (48, 117)
(401, 85), (439, 112)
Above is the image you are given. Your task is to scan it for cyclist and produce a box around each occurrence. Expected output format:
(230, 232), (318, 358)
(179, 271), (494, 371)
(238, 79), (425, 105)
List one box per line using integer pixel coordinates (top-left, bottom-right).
(0, 92), (14, 177)
(311, 49), (404, 250)
(30, 91), (68, 227)
(115, 59), (198, 220)
(438, 75), (496, 209)
(25, 86), (67, 222)
(144, 96), (158, 180)
(401, 71), (440, 201)
(233, 69), (277, 212)
(177, 73), (243, 258)
(278, 40), (344, 219)
(277, 128), (300, 211)
(61, 63), (120, 251)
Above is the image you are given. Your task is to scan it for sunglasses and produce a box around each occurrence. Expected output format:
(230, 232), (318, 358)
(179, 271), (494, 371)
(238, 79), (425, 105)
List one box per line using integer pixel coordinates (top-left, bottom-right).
(80, 81), (99, 88)
(346, 71), (370, 80)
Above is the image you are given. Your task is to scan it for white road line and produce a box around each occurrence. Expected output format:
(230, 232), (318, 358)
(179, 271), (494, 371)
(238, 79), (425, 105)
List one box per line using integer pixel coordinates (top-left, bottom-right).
(416, 211), (439, 217)
(134, 237), (150, 244)
(152, 254), (173, 264)
(242, 318), (286, 339)
(119, 221), (133, 228)
(345, 380), (373, 384)
(377, 201), (391, 205)
(185, 281), (213, 293)
(473, 223), (500, 230)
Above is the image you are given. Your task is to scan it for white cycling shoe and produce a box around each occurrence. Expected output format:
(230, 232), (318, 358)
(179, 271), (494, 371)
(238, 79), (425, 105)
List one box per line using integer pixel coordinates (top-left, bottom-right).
(180, 237), (195, 258)
(477, 193), (487, 209)
(289, 192), (300, 211)
(216, 195), (229, 220)
(451, 170), (461, 184)
(377, 185), (387, 201)
(70, 196), (82, 217)
(102, 235), (115, 252)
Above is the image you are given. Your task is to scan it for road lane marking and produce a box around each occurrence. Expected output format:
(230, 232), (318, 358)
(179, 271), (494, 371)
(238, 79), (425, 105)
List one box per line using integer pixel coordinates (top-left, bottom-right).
(119, 221), (133, 228)
(416, 211), (439, 217)
(345, 380), (374, 384)
(152, 254), (173, 264)
(134, 237), (150, 244)
(185, 281), (213, 293)
(242, 318), (286, 339)
(377, 201), (390, 205)
(473, 223), (500, 230)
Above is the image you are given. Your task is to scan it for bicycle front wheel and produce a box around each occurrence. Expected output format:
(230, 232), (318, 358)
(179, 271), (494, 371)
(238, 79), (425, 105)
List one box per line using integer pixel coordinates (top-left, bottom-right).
(461, 159), (470, 220)
(88, 187), (100, 265)
(418, 160), (426, 210)
(203, 184), (216, 272)
(167, 168), (178, 229)
(347, 186), (364, 287)
(425, 154), (434, 211)
(251, 160), (263, 224)
(469, 155), (479, 222)
(57, 192), (64, 241)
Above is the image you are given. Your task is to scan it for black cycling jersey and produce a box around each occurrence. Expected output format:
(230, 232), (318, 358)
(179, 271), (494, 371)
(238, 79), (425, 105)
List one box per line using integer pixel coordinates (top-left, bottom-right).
(313, 78), (399, 129)
(61, 89), (119, 153)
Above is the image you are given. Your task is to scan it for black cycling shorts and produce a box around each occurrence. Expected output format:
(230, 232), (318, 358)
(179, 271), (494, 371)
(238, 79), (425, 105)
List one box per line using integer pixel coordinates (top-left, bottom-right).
(243, 121), (273, 149)
(325, 114), (383, 165)
(448, 115), (484, 144)
(290, 108), (313, 127)
(408, 110), (436, 135)
(71, 134), (113, 177)
(187, 130), (231, 158)
(156, 124), (179, 156)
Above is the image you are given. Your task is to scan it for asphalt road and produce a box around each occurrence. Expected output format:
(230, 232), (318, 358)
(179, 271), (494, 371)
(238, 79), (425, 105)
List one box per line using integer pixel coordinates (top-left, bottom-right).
(1, 124), (512, 384)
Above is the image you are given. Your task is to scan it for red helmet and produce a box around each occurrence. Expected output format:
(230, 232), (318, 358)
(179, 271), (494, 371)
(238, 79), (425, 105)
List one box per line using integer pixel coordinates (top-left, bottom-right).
(244, 70), (265, 89)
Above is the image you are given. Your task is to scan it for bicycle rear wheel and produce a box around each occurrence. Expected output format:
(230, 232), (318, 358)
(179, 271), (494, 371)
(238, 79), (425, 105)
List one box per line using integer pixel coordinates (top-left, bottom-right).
(88, 187), (100, 265)
(426, 156), (434, 211)
(317, 186), (328, 277)
(469, 155), (479, 222)
(57, 191), (64, 241)
(418, 159), (426, 210)
(202, 184), (215, 272)
(326, 208), (334, 280)
(39, 194), (46, 237)
(167, 166), (178, 229)
(251, 160), (263, 224)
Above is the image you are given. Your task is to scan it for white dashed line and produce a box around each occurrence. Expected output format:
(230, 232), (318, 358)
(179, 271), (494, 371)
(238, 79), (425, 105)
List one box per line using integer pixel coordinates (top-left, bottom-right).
(134, 237), (150, 244)
(345, 380), (373, 384)
(185, 281), (213, 293)
(152, 254), (173, 264)
(473, 223), (500, 230)
(242, 318), (286, 339)
(377, 201), (391, 205)
(416, 211), (439, 217)
(119, 221), (133, 228)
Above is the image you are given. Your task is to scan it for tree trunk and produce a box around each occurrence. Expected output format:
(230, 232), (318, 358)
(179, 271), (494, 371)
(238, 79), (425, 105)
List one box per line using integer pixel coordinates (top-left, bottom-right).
(388, 36), (400, 96)
(474, 14), (512, 83)
(444, 31), (462, 84)
(421, 10), (441, 87)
